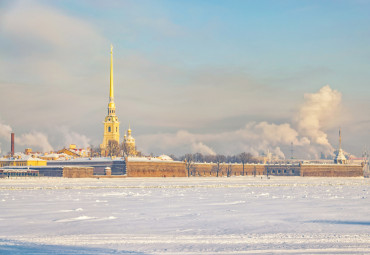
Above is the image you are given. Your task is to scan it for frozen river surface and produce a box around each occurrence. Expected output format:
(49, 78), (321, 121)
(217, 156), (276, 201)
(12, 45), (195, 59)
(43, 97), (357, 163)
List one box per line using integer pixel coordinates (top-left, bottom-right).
(1, 176), (370, 254)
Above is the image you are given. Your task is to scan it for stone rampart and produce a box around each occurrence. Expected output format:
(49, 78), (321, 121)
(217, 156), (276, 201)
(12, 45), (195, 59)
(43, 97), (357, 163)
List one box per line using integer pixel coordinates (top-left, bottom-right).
(63, 167), (94, 178)
(126, 161), (187, 177)
(125, 159), (364, 178)
(190, 163), (265, 177)
(300, 164), (363, 177)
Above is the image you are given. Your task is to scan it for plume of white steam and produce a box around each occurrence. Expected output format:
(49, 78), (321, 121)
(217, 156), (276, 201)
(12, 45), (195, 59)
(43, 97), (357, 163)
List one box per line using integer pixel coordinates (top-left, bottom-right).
(236, 122), (310, 147)
(191, 142), (216, 155)
(15, 132), (53, 152)
(296, 85), (341, 151)
(0, 123), (12, 138)
(59, 127), (91, 148)
(138, 122), (307, 157)
(272, 147), (285, 159)
(234, 121), (311, 158)
(0, 122), (53, 153)
(139, 86), (341, 158)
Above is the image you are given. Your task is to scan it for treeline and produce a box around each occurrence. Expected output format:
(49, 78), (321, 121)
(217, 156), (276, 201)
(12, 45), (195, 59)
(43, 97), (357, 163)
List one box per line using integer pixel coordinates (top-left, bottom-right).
(169, 152), (259, 164)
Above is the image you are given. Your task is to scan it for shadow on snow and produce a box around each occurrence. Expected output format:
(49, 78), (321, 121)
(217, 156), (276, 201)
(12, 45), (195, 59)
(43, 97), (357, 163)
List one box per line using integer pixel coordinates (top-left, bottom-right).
(308, 220), (370, 226)
(0, 239), (150, 255)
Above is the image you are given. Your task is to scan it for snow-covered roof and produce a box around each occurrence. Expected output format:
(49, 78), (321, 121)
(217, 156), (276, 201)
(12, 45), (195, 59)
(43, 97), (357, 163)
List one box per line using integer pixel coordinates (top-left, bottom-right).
(127, 156), (182, 163)
(157, 155), (173, 161)
(0, 155), (46, 162)
(48, 157), (125, 162)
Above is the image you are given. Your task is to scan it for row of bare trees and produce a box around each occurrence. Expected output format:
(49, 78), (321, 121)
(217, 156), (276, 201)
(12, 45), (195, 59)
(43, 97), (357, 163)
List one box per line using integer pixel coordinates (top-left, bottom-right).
(183, 152), (258, 177)
(90, 140), (141, 157)
(177, 152), (257, 164)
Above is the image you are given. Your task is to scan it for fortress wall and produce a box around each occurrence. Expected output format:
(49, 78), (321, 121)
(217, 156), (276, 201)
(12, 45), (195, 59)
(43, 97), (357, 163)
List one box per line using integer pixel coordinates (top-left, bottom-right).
(63, 167), (94, 178)
(244, 164), (266, 175)
(265, 165), (301, 176)
(126, 161), (187, 177)
(191, 163), (266, 177)
(125, 160), (363, 178)
(300, 164), (363, 177)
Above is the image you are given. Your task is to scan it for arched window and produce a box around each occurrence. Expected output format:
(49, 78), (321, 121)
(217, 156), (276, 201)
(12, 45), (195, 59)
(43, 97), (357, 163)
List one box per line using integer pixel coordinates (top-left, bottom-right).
(108, 127), (111, 132)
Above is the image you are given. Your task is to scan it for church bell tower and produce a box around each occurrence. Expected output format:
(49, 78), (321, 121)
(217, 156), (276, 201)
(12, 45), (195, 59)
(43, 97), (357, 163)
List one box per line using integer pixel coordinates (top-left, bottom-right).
(100, 45), (120, 156)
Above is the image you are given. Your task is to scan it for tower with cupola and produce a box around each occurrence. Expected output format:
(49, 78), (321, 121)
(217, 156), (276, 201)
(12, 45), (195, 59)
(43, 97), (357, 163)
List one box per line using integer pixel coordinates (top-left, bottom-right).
(123, 125), (137, 156)
(100, 45), (120, 156)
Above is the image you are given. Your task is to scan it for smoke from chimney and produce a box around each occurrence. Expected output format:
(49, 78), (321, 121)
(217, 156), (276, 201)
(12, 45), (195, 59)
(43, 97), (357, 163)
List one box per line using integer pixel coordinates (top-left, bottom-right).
(11, 132), (14, 157)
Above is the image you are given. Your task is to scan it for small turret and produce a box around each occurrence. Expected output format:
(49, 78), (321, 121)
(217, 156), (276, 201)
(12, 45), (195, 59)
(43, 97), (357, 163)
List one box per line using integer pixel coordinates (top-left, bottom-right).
(123, 125), (137, 156)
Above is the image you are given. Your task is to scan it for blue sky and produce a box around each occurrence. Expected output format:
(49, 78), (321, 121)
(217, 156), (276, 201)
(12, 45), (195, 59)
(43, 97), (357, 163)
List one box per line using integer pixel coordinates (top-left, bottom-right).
(0, 0), (369, 158)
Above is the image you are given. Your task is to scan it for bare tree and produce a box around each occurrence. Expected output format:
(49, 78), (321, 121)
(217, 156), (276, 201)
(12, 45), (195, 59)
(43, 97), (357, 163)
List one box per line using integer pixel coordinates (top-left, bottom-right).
(184, 154), (195, 177)
(135, 150), (142, 157)
(213, 154), (225, 177)
(194, 153), (204, 162)
(169, 154), (178, 161)
(121, 141), (129, 157)
(226, 163), (233, 177)
(90, 145), (101, 157)
(107, 140), (121, 157)
(238, 152), (252, 175)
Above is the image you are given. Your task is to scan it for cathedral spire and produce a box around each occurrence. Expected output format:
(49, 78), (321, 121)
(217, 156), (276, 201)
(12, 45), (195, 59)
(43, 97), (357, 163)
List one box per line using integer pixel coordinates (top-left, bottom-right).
(110, 44), (114, 102)
(101, 44), (120, 156)
(108, 45), (116, 116)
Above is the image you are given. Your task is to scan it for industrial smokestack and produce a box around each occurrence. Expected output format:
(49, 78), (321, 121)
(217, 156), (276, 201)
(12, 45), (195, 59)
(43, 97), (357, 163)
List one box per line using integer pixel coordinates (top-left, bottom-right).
(11, 133), (14, 157)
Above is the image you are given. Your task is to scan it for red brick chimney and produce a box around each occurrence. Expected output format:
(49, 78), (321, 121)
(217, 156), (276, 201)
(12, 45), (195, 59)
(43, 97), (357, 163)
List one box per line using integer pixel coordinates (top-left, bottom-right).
(11, 133), (14, 157)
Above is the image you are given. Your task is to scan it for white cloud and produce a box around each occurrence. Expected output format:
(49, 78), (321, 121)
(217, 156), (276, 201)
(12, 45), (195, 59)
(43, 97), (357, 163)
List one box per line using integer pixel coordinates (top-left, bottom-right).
(0, 2), (366, 158)
(0, 0), (108, 154)
(0, 0), (106, 52)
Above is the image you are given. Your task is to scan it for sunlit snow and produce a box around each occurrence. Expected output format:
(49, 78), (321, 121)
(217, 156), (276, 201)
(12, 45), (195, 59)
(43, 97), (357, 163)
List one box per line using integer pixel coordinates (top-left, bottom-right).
(1, 177), (370, 254)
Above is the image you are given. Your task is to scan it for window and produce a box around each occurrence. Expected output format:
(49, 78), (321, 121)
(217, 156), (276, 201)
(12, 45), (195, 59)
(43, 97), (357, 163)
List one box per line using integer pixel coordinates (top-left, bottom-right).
(116, 127), (118, 132)
(284, 169), (287, 173)
(292, 170), (295, 174)
(278, 170), (281, 174)
(108, 127), (111, 132)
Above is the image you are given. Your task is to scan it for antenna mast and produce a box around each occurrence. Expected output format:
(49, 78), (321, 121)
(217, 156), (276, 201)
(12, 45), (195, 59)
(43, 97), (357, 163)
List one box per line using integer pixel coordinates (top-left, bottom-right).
(363, 146), (369, 177)
(290, 142), (294, 160)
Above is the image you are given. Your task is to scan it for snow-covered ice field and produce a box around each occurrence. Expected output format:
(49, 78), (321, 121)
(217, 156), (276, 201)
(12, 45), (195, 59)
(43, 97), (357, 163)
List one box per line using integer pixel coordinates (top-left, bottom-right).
(1, 176), (370, 254)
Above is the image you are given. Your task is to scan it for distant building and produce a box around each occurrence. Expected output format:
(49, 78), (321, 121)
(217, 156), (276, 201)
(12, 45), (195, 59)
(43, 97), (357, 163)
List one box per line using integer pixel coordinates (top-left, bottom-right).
(57, 144), (91, 158)
(0, 169), (39, 178)
(100, 45), (120, 156)
(334, 129), (347, 164)
(0, 155), (46, 167)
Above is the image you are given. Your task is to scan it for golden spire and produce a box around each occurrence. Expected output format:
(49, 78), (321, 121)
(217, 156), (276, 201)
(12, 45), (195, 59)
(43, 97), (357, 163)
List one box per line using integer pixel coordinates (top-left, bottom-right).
(110, 44), (114, 102)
